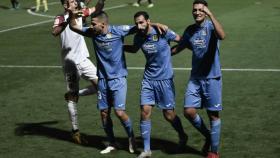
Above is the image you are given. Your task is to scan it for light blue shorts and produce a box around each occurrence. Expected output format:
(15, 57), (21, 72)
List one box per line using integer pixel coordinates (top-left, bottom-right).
(97, 77), (127, 110)
(184, 77), (222, 111)
(141, 79), (175, 109)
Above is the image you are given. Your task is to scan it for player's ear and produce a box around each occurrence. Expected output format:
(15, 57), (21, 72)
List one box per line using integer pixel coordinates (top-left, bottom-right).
(147, 19), (151, 24)
(63, 3), (68, 9)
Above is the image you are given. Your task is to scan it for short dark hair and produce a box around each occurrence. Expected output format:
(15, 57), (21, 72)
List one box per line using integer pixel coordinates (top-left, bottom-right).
(60, 0), (66, 5)
(193, 0), (208, 6)
(91, 11), (109, 23)
(134, 11), (149, 20)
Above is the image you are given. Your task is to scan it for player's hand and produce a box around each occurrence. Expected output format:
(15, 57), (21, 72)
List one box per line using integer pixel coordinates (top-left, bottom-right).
(203, 6), (212, 17)
(154, 23), (169, 34)
(67, 7), (83, 18)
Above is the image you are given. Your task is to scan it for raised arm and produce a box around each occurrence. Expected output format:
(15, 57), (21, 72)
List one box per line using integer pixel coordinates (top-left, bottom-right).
(52, 15), (69, 36)
(93, 0), (105, 14)
(203, 6), (225, 40)
(83, 0), (105, 17)
(68, 12), (91, 37)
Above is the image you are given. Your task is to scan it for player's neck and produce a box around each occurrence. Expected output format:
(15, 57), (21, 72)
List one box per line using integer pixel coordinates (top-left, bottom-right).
(196, 19), (206, 27)
(146, 25), (152, 35)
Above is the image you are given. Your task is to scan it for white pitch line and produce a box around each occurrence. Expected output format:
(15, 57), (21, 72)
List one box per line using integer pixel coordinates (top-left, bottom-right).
(0, 65), (61, 68)
(0, 20), (54, 33)
(103, 4), (128, 10)
(0, 3), (129, 34)
(220, 68), (280, 72)
(0, 65), (280, 72)
(27, 9), (55, 18)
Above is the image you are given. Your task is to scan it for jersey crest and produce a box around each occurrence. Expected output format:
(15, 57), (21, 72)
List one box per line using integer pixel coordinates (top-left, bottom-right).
(152, 35), (158, 41)
(201, 29), (207, 36)
(106, 33), (112, 39)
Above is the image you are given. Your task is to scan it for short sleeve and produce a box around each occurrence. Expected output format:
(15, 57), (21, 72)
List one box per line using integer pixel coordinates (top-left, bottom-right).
(113, 25), (135, 36)
(53, 15), (65, 28)
(164, 29), (178, 41)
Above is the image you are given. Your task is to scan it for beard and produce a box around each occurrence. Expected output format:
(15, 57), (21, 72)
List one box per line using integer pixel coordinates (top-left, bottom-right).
(137, 25), (149, 35)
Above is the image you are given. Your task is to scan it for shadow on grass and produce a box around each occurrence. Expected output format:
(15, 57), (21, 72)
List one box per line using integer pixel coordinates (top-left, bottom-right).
(0, 5), (10, 9)
(15, 121), (203, 156)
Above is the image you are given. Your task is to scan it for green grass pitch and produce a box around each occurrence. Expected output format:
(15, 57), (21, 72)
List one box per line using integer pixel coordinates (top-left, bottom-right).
(0, 0), (280, 157)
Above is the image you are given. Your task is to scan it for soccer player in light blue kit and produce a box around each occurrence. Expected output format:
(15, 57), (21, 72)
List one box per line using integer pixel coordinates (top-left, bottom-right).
(68, 9), (167, 154)
(69, 11), (136, 154)
(125, 11), (188, 158)
(172, 1), (226, 158)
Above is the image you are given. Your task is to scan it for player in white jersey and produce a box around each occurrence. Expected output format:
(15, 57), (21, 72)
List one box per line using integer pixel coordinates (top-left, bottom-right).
(52, 0), (105, 144)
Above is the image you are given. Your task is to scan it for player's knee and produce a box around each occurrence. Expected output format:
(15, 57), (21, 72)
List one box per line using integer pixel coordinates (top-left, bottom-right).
(64, 91), (79, 102)
(163, 110), (175, 122)
(101, 109), (110, 118)
(207, 110), (220, 121)
(114, 110), (126, 118)
(184, 108), (197, 120)
(141, 110), (151, 120)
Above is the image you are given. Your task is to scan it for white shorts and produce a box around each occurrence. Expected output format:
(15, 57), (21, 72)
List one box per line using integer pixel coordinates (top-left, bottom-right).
(63, 58), (97, 92)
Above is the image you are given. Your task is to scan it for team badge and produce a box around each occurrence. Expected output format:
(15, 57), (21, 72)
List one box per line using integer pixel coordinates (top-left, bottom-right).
(201, 29), (207, 36)
(152, 35), (158, 41)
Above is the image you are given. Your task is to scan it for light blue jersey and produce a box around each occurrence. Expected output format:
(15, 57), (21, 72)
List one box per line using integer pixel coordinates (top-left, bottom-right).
(83, 25), (134, 79)
(180, 20), (221, 79)
(134, 27), (177, 80)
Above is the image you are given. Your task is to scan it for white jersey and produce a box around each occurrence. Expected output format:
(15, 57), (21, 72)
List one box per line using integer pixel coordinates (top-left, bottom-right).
(55, 14), (90, 64)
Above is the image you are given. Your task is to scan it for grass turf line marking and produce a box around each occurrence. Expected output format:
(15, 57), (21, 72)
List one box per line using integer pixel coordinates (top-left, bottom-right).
(0, 65), (280, 72)
(0, 3), (128, 33)
(0, 20), (54, 33)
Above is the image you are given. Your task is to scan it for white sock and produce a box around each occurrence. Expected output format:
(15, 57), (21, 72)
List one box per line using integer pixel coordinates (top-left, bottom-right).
(67, 101), (79, 130)
(78, 85), (97, 96)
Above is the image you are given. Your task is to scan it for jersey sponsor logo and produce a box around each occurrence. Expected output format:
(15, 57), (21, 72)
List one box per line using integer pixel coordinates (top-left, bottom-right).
(96, 41), (112, 52)
(193, 38), (206, 48)
(143, 43), (157, 54)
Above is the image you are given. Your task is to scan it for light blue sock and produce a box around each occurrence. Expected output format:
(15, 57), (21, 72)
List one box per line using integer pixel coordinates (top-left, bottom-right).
(140, 120), (151, 152)
(102, 117), (115, 144)
(210, 119), (221, 153)
(121, 118), (134, 138)
(192, 114), (210, 138)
